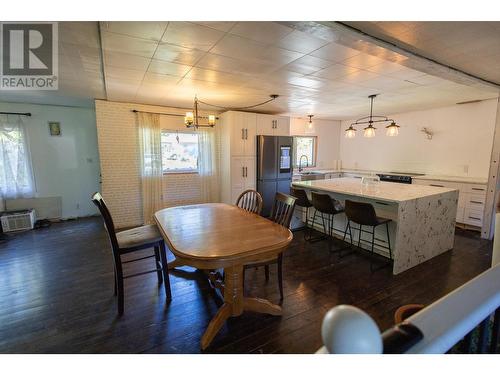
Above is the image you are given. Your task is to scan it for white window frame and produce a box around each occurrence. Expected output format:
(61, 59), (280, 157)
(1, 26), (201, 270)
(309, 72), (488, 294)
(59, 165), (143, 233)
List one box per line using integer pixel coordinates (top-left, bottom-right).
(293, 136), (317, 168)
(161, 129), (200, 175)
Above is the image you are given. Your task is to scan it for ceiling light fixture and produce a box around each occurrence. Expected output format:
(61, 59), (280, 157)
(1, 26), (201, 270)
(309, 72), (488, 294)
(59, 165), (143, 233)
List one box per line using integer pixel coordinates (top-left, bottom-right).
(184, 96), (217, 129)
(345, 94), (400, 139)
(305, 114), (315, 133)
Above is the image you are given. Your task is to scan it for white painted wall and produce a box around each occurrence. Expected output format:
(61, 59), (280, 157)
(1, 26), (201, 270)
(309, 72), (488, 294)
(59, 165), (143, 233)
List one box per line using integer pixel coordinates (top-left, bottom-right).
(339, 99), (499, 177)
(290, 117), (342, 169)
(0, 102), (100, 218)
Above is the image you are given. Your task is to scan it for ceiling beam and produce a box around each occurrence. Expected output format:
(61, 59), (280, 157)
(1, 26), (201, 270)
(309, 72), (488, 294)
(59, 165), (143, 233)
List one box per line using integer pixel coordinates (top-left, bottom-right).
(278, 21), (500, 93)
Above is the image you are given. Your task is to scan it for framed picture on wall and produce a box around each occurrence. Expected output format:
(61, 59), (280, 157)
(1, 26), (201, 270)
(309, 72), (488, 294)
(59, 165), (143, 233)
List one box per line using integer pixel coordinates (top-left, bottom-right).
(48, 121), (61, 136)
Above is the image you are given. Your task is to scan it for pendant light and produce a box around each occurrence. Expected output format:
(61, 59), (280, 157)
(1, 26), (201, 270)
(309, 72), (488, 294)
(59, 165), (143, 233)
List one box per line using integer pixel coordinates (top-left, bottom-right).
(345, 124), (357, 138)
(385, 121), (400, 137)
(305, 114), (315, 133)
(345, 94), (400, 139)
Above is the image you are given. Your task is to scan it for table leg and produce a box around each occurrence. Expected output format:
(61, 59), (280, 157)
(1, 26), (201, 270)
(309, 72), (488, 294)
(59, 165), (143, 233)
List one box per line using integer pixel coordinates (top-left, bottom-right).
(200, 264), (243, 349)
(200, 264), (283, 349)
(243, 297), (282, 315)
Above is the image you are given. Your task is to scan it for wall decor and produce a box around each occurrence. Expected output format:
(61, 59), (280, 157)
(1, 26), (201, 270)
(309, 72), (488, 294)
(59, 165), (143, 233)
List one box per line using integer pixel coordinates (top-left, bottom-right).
(48, 121), (61, 136)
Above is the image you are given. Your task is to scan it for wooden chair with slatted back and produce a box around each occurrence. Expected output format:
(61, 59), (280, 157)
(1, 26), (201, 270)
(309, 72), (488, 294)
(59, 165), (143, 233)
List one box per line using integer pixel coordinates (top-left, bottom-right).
(91, 192), (172, 315)
(236, 189), (263, 215)
(244, 192), (297, 300)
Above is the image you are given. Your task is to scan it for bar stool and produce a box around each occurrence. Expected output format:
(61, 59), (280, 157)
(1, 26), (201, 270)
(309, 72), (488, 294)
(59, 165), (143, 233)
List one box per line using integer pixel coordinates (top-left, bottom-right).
(343, 199), (393, 272)
(310, 192), (345, 249)
(290, 187), (313, 240)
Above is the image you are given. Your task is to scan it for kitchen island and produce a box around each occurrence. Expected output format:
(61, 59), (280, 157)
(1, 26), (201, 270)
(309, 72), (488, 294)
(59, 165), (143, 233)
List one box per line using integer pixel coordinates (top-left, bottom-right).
(292, 178), (459, 274)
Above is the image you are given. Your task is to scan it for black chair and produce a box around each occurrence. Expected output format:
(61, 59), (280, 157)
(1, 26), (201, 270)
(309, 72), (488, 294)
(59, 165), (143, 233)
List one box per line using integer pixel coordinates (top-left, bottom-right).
(290, 188), (314, 240)
(91, 192), (172, 315)
(236, 189), (263, 215)
(244, 192), (297, 300)
(310, 192), (345, 248)
(343, 199), (393, 272)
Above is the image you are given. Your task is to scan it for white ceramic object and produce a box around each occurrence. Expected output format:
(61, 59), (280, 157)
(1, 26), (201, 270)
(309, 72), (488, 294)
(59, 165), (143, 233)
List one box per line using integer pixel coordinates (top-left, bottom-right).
(321, 305), (383, 354)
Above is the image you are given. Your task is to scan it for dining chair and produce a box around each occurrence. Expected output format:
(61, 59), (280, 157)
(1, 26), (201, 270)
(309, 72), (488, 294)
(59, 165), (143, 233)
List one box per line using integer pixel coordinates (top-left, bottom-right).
(91, 192), (171, 315)
(244, 192), (297, 300)
(236, 189), (263, 215)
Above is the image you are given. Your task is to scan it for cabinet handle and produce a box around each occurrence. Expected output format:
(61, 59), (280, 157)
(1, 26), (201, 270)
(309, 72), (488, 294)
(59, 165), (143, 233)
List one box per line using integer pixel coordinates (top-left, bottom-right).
(241, 128), (245, 140)
(242, 167), (245, 177)
(245, 128), (248, 140)
(430, 184), (445, 187)
(245, 166), (248, 177)
(468, 216), (481, 220)
(472, 187), (485, 191)
(470, 200), (483, 204)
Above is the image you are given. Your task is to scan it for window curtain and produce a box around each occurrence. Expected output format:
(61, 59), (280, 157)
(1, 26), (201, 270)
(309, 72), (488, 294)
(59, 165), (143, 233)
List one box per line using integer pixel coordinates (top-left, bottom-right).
(137, 112), (164, 224)
(0, 114), (35, 199)
(198, 128), (219, 203)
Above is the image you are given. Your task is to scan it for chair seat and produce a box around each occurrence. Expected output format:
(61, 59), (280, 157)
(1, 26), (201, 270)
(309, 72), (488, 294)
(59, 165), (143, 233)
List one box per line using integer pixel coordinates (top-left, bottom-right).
(117, 224), (162, 249)
(376, 217), (391, 226)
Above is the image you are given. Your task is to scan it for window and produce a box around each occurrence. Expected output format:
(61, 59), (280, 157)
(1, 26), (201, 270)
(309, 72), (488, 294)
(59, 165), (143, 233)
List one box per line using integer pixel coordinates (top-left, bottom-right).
(293, 136), (317, 168)
(161, 131), (199, 173)
(0, 115), (34, 198)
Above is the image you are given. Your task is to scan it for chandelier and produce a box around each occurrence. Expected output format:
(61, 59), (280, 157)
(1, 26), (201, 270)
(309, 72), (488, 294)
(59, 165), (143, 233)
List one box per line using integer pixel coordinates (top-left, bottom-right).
(184, 96), (216, 129)
(345, 94), (400, 138)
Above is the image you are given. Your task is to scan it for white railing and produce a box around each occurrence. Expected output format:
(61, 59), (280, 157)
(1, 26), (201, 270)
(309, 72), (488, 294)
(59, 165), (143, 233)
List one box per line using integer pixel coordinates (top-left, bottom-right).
(318, 264), (500, 354)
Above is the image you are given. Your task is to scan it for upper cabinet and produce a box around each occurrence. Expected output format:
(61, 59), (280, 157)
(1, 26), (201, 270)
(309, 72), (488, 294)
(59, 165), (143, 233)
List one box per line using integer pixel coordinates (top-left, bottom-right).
(256, 114), (290, 136)
(226, 111), (257, 156)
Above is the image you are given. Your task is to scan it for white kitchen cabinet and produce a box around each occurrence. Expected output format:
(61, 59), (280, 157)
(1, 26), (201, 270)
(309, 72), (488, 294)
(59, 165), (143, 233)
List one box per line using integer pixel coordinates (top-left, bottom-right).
(229, 112), (257, 157)
(219, 111), (261, 205)
(256, 114), (290, 136)
(412, 178), (487, 229)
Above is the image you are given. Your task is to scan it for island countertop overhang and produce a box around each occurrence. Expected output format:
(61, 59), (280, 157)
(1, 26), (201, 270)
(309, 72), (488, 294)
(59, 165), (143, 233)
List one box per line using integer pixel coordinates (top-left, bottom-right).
(291, 177), (458, 204)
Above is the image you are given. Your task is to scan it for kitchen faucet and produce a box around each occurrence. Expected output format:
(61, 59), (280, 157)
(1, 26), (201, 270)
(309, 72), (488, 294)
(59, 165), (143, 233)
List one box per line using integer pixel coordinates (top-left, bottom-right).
(298, 155), (309, 172)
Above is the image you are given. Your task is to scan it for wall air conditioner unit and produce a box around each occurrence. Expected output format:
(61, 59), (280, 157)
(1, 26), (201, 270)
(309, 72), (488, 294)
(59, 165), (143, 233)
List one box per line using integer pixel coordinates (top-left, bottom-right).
(1, 209), (36, 232)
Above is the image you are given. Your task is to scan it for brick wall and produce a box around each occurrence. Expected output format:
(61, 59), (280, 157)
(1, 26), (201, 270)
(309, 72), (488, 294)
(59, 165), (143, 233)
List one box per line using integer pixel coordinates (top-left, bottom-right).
(95, 99), (219, 228)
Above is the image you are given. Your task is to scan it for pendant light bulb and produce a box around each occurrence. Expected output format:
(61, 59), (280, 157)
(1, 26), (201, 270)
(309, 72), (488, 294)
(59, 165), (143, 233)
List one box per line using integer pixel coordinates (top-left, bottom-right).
(385, 122), (400, 137)
(208, 114), (216, 126)
(345, 125), (356, 139)
(363, 125), (376, 138)
(184, 111), (194, 126)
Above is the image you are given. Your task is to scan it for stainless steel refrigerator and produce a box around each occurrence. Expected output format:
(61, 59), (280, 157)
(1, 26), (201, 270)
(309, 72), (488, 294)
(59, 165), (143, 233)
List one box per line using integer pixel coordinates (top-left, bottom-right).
(257, 135), (294, 217)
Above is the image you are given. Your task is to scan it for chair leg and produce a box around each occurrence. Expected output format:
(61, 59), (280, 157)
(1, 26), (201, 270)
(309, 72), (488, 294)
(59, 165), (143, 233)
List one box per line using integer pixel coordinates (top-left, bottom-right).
(358, 224), (362, 248)
(277, 254), (284, 300)
(386, 222), (393, 261)
(154, 246), (163, 285)
(159, 241), (172, 301)
(265, 265), (270, 281)
(304, 207), (310, 241)
(370, 226), (376, 273)
(116, 273), (124, 316)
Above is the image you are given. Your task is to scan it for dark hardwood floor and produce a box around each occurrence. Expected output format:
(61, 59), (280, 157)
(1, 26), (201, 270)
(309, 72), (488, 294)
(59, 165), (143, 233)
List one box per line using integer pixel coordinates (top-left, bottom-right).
(0, 217), (493, 353)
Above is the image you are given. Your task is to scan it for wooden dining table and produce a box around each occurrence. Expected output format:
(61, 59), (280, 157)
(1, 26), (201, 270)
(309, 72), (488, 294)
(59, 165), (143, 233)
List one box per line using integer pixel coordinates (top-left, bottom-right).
(154, 203), (293, 349)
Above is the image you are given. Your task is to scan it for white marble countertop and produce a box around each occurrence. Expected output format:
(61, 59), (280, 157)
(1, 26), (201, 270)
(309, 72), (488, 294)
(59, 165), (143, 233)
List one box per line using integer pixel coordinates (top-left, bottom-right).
(411, 175), (488, 184)
(292, 177), (458, 203)
(294, 168), (488, 185)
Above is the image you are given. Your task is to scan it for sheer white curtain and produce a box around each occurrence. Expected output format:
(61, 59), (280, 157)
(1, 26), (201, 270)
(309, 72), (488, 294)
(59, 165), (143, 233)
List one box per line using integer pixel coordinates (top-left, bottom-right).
(0, 115), (34, 199)
(198, 128), (219, 203)
(137, 112), (164, 224)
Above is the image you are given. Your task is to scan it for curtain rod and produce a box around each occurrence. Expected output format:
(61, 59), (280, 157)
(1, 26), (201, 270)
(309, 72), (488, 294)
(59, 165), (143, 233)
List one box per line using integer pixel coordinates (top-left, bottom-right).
(131, 109), (218, 119)
(0, 111), (32, 116)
